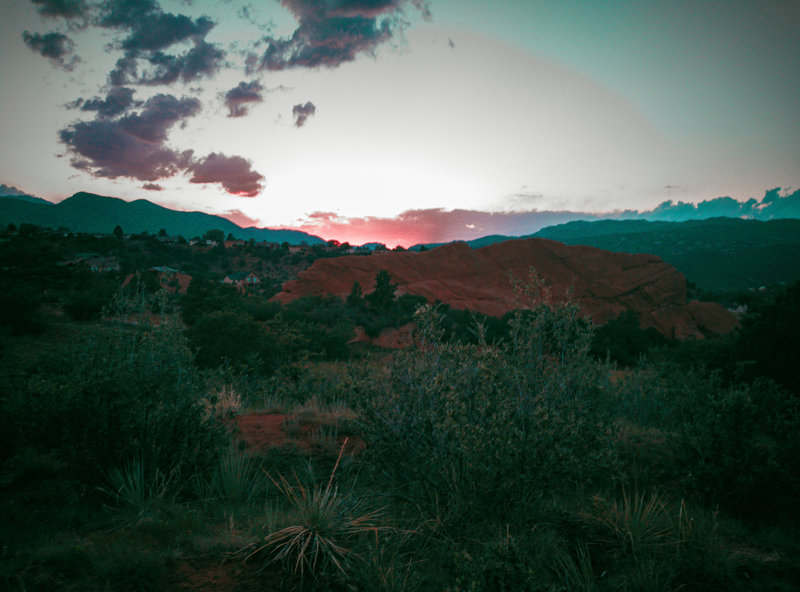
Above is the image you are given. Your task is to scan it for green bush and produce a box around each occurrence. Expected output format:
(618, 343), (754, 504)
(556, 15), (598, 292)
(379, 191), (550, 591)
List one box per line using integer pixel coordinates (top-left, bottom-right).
(355, 302), (619, 527)
(1, 322), (228, 485)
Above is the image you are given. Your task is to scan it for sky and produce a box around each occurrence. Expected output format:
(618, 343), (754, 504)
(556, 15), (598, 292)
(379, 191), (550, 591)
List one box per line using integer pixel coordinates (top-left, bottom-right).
(1, 0), (799, 247)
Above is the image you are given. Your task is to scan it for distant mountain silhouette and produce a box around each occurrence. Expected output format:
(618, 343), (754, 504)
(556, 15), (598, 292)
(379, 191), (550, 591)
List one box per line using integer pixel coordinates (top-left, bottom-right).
(533, 217), (800, 293)
(0, 191), (324, 245)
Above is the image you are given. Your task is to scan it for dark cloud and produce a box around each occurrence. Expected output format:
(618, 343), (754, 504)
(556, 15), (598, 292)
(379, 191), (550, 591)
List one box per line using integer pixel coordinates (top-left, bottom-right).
(96, 0), (224, 86)
(134, 40), (225, 85)
(80, 86), (137, 117)
(97, 0), (159, 28)
(59, 118), (193, 181)
(187, 153), (264, 197)
(142, 182), (164, 190)
(249, 0), (426, 71)
(224, 80), (264, 117)
(292, 101), (316, 126)
(120, 13), (214, 52)
(31, 0), (88, 19)
(22, 31), (81, 70)
(59, 93), (199, 181)
(116, 94), (200, 141)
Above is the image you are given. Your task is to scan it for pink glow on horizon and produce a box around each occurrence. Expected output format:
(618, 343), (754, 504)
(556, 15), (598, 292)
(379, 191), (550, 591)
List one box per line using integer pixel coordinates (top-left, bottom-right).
(283, 208), (611, 248)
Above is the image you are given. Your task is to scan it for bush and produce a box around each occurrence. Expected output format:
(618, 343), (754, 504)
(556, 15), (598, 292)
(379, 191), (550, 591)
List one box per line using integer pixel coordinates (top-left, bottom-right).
(355, 302), (619, 527)
(1, 322), (228, 485)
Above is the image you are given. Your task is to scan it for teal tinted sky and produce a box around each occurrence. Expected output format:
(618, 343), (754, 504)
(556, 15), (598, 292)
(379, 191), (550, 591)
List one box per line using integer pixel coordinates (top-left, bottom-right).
(1, 0), (798, 246)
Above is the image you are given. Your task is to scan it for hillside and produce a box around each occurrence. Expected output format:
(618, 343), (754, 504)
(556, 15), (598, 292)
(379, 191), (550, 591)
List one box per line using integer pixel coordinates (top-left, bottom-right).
(0, 192), (324, 245)
(276, 238), (738, 340)
(532, 217), (800, 293)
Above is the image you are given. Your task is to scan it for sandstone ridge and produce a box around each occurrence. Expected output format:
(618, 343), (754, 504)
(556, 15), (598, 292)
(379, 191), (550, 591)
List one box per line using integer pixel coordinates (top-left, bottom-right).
(275, 238), (738, 339)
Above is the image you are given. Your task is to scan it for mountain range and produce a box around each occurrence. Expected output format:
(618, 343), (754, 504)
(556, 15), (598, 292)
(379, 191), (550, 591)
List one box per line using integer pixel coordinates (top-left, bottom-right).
(2, 188), (799, 294)
(0, 190), (324, 245)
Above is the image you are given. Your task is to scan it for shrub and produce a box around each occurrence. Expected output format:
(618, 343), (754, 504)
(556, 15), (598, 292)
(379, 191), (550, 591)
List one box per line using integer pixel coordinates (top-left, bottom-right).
(356, 301), (619, 527)
(2, 322), (228, 486)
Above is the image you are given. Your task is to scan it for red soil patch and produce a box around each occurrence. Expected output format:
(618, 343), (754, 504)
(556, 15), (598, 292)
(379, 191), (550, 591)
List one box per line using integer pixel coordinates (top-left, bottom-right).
(235, 412), (365, 454)
(176, 559), (281, 592)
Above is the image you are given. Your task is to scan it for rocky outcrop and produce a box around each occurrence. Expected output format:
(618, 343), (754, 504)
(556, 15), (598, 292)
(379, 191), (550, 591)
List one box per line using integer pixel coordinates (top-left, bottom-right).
(275, 238), (738, 339)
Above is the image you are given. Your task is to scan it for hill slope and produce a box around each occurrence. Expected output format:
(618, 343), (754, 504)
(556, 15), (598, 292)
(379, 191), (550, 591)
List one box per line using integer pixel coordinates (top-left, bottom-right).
(276, 238), (738, 339)
(532, 217), (800, 292)
(0, 192), (323, 245)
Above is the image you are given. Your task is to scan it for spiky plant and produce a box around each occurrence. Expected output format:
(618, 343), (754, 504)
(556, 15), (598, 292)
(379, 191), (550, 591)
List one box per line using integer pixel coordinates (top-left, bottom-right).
(101, 457), (175, 514)
(251, 438), (383, 577)
(592, 490), (672, 562)
(211, 446), (264, 507)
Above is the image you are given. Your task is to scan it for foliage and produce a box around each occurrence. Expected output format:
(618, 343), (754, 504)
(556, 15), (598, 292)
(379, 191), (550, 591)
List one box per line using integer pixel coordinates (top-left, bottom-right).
(366, 270), (397, 309)
(356, 300), (618, 527)
(1, 321), (228, 484)
(188, 309), (272, 370)
(591, 309), (671, 366)
(733, 280), (800, 395)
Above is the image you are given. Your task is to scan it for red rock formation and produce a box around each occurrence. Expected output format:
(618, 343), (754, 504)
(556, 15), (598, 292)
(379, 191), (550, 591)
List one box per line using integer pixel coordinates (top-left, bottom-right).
(275, 238), (738, 339)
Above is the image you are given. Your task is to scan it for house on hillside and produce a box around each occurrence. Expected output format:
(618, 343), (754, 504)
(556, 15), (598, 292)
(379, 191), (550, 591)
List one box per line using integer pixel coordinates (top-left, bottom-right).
(149, 266), (192, 294)
(62, 253), (120, 272)
(223, 271), (260, 289)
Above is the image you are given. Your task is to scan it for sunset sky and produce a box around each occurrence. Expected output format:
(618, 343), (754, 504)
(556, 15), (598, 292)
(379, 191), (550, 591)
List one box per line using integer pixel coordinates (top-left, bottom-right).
(2, 0), (798, 246)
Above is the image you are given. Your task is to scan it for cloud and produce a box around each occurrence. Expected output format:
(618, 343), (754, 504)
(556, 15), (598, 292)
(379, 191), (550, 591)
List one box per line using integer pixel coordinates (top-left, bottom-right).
(187, 153), (264, 197)
(59, 93), (199, 181)
(95, 0), (224, 86)
(224, 80), (264, 117)
(97, 0), (160, 28)
(79, 86), (137, 117)
(59, 118), (193, 181)
(119, 12), (214, 52)
(22, 31), (81, 70)
(31, 0), (88, 19)
(293, 208), (605, 247)
(142, 182), (164, 190)
(109, 40), (225, 86)
(642, 188), (800, 221)
(116, 94), (201, 141)
(222, 209), (260, 227)
(248, 0), (427, 71)
(292, 101), (316, 126)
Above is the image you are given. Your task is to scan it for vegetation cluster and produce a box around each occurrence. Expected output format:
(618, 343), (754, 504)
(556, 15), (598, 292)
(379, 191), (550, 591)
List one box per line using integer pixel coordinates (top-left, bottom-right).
(1, 225), (799, 591)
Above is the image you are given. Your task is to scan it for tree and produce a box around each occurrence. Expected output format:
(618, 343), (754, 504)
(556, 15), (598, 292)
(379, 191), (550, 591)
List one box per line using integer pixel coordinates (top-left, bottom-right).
(366, 270), (397, 309)
(203, 229), (225, 243)
(113, 225), (124, 239)
(188, 310), (268, 369)
(158, 228), (167, 237)
(346, 281), (364, 308)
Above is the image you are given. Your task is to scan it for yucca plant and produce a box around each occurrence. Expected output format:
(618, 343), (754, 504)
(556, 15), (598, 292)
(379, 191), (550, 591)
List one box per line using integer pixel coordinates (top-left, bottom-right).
(250, 438), (384, 577)
(101, 457), (176, 514)
(553, 542), (597, 592)
(211, 446), (264, 507)
(591, 490), (672, 562)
